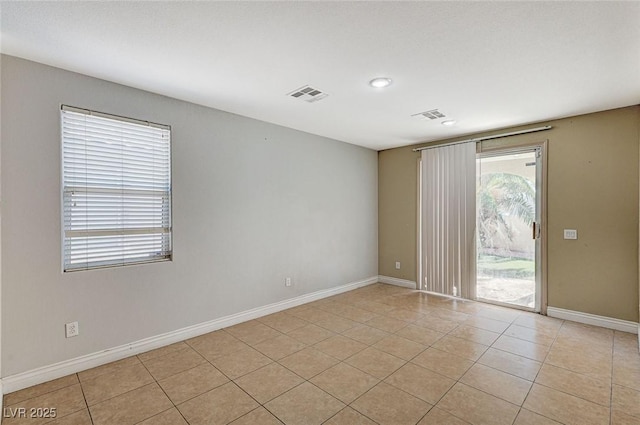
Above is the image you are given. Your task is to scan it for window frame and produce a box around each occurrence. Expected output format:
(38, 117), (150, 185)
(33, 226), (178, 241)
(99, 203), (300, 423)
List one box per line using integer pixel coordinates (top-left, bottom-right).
(60, 105), (173, 272)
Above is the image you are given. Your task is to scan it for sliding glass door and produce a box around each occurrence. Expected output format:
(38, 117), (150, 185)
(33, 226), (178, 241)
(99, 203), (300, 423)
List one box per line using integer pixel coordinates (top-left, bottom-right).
(476, 148), (542, 311)
(418, 142), (545, 312)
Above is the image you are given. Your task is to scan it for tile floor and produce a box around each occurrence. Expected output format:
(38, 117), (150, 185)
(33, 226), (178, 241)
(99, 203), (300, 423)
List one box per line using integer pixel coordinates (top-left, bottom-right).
(3, 283), (640, 425)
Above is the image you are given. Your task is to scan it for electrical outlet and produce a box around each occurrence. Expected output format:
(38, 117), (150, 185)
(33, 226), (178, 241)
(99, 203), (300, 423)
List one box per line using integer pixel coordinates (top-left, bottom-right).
(285, 277), (292, 287)
(395, 261), (401, 270)
(65, 321), (79, 338)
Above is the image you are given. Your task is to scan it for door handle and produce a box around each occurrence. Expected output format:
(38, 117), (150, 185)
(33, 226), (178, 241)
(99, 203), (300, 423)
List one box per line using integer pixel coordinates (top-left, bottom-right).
(532, 222), (540, 239)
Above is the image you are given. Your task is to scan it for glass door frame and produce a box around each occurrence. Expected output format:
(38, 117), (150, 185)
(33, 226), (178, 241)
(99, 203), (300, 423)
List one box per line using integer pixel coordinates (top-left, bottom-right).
(475, 141), (547, 314)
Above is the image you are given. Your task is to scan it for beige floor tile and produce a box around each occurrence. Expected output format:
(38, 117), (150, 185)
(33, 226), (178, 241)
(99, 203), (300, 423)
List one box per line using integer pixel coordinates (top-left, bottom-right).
(474, 307), (520, 323)
(492, 335), (549, 362)
(278, 347), (340, 379)
(411, 348), (473, 380)
(478, 347), (542, 381)
(3, 384), (86, 425)
(558, 321), (614, 344)
(310, 362), (379, 404)
(413, 315), (460, 334)
(439, 298), (485, 314)
(186, 330), (248, 361)
(512, 314), (563, 333)
(429, 308), (471, 323)
(612, 410), (640, 425)
(158, 363), (229, 404)
(523, 383), (610, 425)
(4, 384), (86, 425)
(314, 299), (349, 312)
(177, 382), (259, 425)
(77, 356), (140, 382)
(612, 384), (640, 419)
(364, 315), (408, 333)
(395, 324), (445, 346)
(257, 312), (308, 333)
(315, 314), (359, 333)
(209, 344), (273, 379)
(4, 374), (79, 406)
(333, 306), (380, 323)
(351, 382), (431, 425)
(89, 383), (172, 425)
(285, 324), (335, 345)
(535, 363), (611, 406)
(373, 335), (426, 360)
(284, 304), (313, 316)
(414, 315), (460, 333)
(462, 316), (510, 333)
(449, 325), (501, 346)
(384, 308), (427, 322)
(613, 355), (640, 392)
(323, 407), (377, 425)
(253, 333), (307, 360)
(229, 407), (283, 425)
(81, 361), (154, 406)
(14, 286), (640, 425)
(504, 324), (557, 346)
(342, 325), (389, 345)
(234, 363), (304, 404)
(313, 335), (367, 360)
(417, 407), (470, 425)
(141, 346), (206, 381)
(613, 331), (639, 356)
(138, 341), (190, 362)
(553, 336), (613, 359)
(460, 363), (532, 405)
(513, 409), (562, 425)
(545, 345), (612, 379)
(385, 363), (455, 405)
(436, 382), (519, 425)
(345, 347), (406, 379)
(432, 335), (488, 361)
(46, 409), (92, 425)
(265, 382), (344, 425)
(226, 321), (283, 346)
(287, 307), (335, 322)
(554, 324), (613, 357)
(354, 300), (397, 314)
(138, 408), (188, 425)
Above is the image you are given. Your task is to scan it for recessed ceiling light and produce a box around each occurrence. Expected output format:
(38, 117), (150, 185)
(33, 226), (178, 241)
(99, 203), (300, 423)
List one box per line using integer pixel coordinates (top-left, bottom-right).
(369, 77), (392, 88)
(441, 120), (457, 126)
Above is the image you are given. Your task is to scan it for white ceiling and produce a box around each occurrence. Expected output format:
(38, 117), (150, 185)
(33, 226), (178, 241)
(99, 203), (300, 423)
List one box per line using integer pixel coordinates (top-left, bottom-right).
(1, 1), (639, 151)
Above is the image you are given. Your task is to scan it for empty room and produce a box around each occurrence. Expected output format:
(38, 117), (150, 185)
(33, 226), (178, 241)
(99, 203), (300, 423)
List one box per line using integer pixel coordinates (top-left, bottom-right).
(1, 1), (639, 425)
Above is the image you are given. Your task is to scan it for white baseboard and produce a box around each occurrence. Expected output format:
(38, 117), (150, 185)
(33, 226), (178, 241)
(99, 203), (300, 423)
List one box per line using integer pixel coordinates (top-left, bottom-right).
(378, 275), (417, 289)
(547, 306), (638, 334)
(1, 276), (378, 394)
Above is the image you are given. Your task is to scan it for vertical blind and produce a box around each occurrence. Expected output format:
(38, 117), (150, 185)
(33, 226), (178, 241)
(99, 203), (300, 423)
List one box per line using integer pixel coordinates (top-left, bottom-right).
(61, 106), (172, 271)
(421, 142), (476, 298)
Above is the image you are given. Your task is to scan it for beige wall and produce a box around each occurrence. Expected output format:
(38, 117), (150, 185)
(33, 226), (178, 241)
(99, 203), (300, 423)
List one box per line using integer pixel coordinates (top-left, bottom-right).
(379, 106), (640, 322)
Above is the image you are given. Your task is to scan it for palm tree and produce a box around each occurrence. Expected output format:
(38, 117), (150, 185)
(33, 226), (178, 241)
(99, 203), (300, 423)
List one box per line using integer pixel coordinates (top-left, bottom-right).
(477, 172), (535, 250)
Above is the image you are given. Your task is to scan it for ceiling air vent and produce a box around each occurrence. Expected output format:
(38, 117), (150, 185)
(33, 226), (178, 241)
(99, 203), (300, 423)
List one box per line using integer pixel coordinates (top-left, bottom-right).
(412, 109), (446, 120)
(287, 85), (329, 103)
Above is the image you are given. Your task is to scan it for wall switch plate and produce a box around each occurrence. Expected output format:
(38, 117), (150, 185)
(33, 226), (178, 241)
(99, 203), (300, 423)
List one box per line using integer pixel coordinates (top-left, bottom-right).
(65, 321), (79, 338)
(395, 261), (401, 270)
(285, 277), (292, 287)
(564, 229), (578, 240)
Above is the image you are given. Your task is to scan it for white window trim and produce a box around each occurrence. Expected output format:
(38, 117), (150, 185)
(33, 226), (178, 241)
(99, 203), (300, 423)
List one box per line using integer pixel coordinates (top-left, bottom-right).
(61, 105), (172, 272)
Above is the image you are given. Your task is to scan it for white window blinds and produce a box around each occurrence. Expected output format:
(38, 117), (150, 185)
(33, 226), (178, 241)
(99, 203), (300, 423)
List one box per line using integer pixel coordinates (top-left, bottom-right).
(420, 142), (476, 298)
(61, 105), (172, 271)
